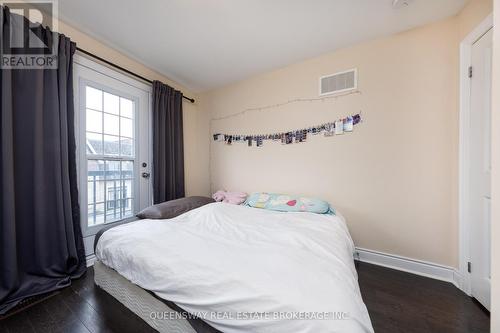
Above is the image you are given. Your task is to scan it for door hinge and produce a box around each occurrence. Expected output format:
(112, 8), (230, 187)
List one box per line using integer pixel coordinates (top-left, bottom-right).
(467, 261), (472, 273)
(468, 66), (473, 78)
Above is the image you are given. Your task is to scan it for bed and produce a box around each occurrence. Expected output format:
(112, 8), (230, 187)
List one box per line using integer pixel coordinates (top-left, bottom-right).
(94, 202), (373, 332)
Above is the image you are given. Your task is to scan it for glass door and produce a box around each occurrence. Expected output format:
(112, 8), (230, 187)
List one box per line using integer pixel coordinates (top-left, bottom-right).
(74, 56), (152, 236)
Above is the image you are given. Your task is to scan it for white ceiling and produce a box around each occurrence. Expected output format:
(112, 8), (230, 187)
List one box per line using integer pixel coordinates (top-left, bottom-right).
(58, 0), (467, 92)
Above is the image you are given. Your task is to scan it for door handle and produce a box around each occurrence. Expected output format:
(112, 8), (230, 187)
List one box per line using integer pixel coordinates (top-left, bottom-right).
(141, 172), (150, 179)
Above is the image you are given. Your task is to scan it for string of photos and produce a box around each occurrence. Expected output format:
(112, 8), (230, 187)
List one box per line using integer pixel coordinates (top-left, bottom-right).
(213, 113), (362, 147)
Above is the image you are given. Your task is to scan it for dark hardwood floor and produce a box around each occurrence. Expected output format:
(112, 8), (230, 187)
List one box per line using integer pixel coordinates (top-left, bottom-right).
(357, 262), (489, 333)
(0, 262), (490, 333)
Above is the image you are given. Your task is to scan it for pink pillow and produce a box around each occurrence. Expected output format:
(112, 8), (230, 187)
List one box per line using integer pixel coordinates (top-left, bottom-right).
(212, 190), (247, 205)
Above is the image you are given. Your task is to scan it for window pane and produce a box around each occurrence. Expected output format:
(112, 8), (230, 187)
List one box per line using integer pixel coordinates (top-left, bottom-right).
(106, 160), (121, 180)
(122, 179), (133, 199)
(87, 160), (105, 181)
(104, 113), (120, 136)
(122, 161), (133, 179)
(104, 92), (119, 115)
(87, 203), (104, 226)
(106, 205), (120, 221)
(86, 86), (102, 110)
(106, 180), (121, 221)
(123, 199), (133, 218)
(120, 137), (134, 157)
(121, 97), (133, 118)
(120, 117), (133, 138)
(103, 135), (120, 156)
(86, 132), (103, 155)
(87, 181), (95, 204)
(86, 109), (102, 133)
(87, 204), (95, 225)
(93, 181), (105, 203)
(83, 85), (139, 228)
(95, 203), (105, 225)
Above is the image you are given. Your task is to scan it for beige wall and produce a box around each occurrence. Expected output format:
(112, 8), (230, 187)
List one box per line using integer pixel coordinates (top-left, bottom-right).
(202, 1), (492, 268)
(491, 0), (499, 330)
(459, 0), (495, 39)
(56, 20), (210, 197)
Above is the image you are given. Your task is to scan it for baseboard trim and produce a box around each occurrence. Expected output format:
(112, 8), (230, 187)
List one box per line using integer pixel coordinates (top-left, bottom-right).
(355, 247), (462, 289)
(86, 254), (96, 267)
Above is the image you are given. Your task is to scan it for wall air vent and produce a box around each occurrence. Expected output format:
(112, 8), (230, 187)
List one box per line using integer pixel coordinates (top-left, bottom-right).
(319, 68), (357, 96)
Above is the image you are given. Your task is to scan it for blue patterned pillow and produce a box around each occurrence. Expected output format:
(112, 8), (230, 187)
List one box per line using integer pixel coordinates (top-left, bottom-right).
(245, 193), (335, 215)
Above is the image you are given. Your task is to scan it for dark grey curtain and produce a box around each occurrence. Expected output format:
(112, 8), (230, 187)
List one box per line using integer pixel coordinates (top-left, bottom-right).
(152, 81), (185, 204)
(0, 7), (86, 314)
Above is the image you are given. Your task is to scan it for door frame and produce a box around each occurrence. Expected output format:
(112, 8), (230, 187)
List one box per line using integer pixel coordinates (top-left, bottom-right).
(459, 13), (493, 296)
(73, 54), (153, 238)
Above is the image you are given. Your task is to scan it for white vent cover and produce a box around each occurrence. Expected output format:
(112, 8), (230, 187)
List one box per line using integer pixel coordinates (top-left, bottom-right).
(319, 69), (357, 96)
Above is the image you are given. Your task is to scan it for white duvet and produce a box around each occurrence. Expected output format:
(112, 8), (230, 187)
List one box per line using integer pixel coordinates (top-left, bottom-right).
(96, 202), (373, 333)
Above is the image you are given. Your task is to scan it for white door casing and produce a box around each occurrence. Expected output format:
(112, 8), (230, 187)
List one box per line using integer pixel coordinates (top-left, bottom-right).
(468, 28), (492, 310)
(458, 13), (492, 303)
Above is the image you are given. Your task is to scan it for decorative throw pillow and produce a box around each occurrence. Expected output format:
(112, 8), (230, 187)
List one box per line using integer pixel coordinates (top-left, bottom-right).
(245, 193), (335, 215)
(212, 190), (247, 205)
(136, 196), (215, 219)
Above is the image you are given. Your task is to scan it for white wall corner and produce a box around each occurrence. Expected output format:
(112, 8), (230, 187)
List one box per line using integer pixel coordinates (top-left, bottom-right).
(355, 247), (463, 290)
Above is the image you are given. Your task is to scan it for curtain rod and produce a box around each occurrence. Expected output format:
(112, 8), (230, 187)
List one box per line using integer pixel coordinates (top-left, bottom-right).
(76, 47), (195, 103)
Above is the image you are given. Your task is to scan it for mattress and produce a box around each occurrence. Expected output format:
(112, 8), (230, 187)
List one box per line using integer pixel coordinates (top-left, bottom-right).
(94, 216), (221, 332)
(95, 202), (374, 332)
(94, 260), (196, 333)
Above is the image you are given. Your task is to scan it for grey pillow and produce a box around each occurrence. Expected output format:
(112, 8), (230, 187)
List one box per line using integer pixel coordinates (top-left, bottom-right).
(136, 196), (215, 219)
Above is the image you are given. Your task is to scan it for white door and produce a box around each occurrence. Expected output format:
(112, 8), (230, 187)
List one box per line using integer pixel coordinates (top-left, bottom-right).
(469, 28), (492, 310)
(74, 55), (152, 239)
